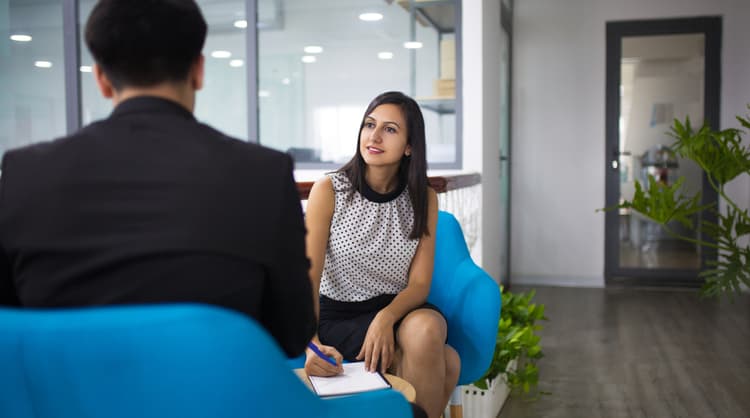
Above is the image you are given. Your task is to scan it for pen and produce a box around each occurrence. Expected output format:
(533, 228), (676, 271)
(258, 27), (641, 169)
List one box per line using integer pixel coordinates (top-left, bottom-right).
(307, 342), (338, 366)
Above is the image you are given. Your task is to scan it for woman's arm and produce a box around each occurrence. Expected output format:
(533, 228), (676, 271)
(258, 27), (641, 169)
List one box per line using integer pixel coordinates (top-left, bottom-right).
(358, 187), (439, 372)
(304, 176), (344, 376)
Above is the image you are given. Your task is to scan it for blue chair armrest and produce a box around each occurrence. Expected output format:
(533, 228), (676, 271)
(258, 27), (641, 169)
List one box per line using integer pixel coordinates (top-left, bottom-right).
(428, 211), (502, 385)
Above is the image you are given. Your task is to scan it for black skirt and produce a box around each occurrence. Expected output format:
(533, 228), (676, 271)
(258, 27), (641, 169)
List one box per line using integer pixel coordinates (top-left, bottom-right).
(318, 293), (444, 361)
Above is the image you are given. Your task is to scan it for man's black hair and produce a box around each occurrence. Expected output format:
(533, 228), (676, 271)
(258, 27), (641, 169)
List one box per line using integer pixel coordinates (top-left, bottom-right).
(84, 0), (207, 90)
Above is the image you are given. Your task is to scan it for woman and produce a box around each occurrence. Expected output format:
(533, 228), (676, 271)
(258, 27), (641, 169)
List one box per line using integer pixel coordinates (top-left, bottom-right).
(304, 91), (460, 418)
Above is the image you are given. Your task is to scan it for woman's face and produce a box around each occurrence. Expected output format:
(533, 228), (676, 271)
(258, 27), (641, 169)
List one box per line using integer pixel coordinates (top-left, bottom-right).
(359, 103), (411, 169)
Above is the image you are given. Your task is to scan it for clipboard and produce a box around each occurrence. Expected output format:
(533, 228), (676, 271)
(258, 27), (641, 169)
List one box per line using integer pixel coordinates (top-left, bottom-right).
(307, 361), (392, 397)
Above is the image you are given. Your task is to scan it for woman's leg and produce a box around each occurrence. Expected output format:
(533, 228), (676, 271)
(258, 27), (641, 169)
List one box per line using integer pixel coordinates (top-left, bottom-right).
(395, 309), (460, 418)
(443, 345), (461, 401)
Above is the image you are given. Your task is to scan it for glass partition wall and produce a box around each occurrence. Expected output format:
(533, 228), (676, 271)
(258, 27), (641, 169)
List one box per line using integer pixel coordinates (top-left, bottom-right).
(258, 0), (460, 168)
(78, 0), (250, 139)
(2, 0), (461, 170)
(0, 0), (66, 154)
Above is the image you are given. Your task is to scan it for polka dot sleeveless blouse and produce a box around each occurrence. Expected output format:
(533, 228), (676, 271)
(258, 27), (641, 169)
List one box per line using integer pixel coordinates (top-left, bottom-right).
(320, 172), (419, 302)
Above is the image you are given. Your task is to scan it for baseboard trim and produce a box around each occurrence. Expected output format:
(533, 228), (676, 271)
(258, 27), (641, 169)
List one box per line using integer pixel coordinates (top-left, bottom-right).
(510, 275), (604, 288)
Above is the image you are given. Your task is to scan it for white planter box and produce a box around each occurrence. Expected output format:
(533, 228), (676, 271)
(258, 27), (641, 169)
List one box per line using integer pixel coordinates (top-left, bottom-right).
(453, 360), (517, 418)
(460, 377), (510, 418)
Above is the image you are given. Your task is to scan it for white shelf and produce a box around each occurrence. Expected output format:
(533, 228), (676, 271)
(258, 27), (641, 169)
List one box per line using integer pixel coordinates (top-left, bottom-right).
(417, 97), (456, 114)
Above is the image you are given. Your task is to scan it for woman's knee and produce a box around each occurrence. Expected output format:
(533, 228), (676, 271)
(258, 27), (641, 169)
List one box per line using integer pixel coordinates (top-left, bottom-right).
(398, 309), (447, 352)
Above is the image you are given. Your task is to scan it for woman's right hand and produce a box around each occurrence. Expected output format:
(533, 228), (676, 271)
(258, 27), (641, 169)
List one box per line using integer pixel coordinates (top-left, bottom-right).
(304, 342), (344, 377)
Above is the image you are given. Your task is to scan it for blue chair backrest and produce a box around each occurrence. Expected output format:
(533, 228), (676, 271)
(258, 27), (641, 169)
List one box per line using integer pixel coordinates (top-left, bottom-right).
(427, 211), (502, 385)
(0, 304), (411, 418)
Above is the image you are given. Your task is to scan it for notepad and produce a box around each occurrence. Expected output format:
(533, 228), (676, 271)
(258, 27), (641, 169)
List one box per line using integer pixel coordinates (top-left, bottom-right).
(308, 361), (391, 397)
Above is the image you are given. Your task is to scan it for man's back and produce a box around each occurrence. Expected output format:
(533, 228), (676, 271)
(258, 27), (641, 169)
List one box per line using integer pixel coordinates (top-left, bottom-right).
(0, 96), (315, 356)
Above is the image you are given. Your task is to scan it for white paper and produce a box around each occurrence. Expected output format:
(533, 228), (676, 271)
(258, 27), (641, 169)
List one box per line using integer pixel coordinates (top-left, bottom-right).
(308, 361), (391, 397)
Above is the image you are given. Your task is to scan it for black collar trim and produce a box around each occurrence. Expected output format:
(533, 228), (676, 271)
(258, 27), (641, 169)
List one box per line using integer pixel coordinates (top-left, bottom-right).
(360, 178), (407, 203)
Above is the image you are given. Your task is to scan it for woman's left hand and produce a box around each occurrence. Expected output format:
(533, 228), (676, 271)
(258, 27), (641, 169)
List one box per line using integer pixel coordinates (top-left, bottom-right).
(356, 309), (397, 373)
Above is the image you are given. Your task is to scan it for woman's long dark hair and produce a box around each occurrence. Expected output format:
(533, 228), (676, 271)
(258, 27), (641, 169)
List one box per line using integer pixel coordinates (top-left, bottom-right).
(339, 91), (429, 240)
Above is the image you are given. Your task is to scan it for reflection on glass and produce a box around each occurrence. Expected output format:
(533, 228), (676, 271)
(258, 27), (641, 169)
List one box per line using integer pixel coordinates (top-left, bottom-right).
(0, 0), (65, 158)
(618, 33), (704, 270)
(78, 0), (248, 139)
(258, 0), (457, 166)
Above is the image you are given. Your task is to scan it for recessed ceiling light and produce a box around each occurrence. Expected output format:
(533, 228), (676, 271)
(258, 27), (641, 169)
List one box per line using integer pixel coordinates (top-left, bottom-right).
(34, 61), (52, 68)
(378, 51), (394, 60)
(282, 78), (290, 85)
(304, 45), (323, 54)
(403, 41), (423, 49)
(210, 50), (232, 59)
(301, 55), (316, 63)
(79, 65), (92, 73)
(10, 34), (32, 42)
(233, 19), (248, 28)
(258, 90), (270, 98)
(359, 12), (383, 22)
(229, 59), (244, 67)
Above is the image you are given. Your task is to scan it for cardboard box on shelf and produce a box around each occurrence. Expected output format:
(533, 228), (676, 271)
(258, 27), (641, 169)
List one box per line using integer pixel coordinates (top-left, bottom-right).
(433, 79), (455, 98)
(440, 39), (455, 79)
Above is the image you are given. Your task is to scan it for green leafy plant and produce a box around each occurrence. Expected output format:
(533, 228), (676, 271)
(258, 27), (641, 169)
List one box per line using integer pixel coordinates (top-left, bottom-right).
(473, 288), (547, 395)
(611, 107), (750, 298)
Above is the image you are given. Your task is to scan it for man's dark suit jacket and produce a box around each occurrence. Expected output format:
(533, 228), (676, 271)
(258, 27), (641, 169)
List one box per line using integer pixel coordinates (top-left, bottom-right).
(0, 96), (316, 357)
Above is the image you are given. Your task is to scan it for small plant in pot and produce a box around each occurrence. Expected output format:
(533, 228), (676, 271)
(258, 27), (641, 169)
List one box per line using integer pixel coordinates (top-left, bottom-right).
(473, 288), (547, 394)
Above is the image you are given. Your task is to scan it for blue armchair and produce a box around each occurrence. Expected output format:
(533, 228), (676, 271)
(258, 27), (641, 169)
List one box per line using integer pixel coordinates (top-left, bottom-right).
(428, 210), (502, 385)
(289, 211), (502, 386)
(0, 304), (412, 418)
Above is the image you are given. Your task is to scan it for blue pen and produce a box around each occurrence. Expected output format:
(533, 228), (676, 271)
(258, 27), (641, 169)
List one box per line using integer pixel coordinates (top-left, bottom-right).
(307, 342), (338, 366)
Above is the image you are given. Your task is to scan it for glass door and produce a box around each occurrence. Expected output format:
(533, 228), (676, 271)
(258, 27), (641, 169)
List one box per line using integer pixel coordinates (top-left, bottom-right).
(498, 1), (512, 287)
(604, 17), (721, 286)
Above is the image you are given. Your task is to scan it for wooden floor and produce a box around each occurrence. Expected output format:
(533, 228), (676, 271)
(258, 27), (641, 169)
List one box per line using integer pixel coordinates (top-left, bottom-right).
(498, 286), (750, 418)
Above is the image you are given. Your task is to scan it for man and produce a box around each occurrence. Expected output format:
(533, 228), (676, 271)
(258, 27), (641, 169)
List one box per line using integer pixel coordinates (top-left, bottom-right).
(0, 0), (315, 357)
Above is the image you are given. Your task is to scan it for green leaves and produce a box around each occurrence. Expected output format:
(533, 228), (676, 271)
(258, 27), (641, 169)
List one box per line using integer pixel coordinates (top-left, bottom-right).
(698, 207), (750, 298)
(670, 115), (750, 186)
(473, 289), (547, 395)
(609, 107), (750, 299)
(700, 248), (750, 299)
(619, 176), (710, 228)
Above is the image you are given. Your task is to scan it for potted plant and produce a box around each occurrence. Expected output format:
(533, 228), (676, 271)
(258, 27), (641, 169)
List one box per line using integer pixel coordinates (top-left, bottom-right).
(460, 288), (547, 417)
(611, 107), (750, 297)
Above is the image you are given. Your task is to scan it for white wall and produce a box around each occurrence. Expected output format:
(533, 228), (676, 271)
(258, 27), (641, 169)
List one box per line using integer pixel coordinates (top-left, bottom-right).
(479, 0), (503, 284)
(461, 0), (484, 267)
(511, 0), (750, 287)
(461, 0), (504, 283)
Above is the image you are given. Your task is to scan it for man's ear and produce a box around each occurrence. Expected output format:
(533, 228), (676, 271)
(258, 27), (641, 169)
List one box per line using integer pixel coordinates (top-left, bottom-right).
(190, 54), (205, 91)
(92, 63), (114, 98)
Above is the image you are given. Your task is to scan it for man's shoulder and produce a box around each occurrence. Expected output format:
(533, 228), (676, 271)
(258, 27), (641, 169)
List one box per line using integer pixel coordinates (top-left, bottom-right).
(1, 130), (84, 169)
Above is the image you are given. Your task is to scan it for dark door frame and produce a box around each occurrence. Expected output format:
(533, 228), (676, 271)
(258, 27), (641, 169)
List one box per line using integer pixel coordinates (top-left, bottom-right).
(500, 0), (512, 288)
(604, 16), (721, 287)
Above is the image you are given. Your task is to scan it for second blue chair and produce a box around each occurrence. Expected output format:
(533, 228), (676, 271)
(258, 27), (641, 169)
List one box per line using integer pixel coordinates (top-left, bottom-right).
(0, 304), (412, 418)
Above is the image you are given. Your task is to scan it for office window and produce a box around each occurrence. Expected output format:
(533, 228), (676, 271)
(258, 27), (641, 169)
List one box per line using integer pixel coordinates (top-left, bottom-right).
(78, 0), (249, 139)
(0, 0), (66, 159)
(257, 0), (459, 168)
